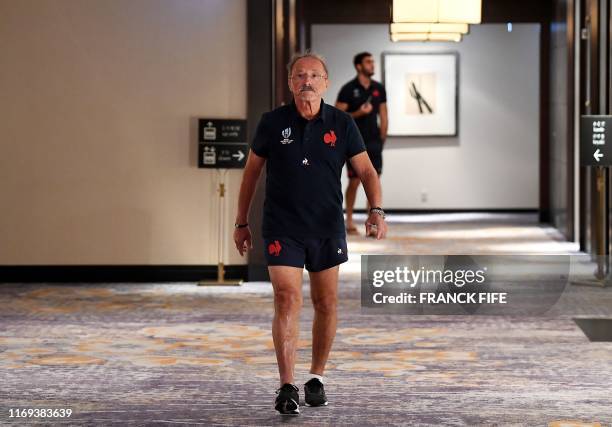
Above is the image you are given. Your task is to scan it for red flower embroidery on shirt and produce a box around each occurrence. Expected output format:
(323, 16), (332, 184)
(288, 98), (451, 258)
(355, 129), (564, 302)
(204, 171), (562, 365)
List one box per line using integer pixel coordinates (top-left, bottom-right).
(323, 130), (337, 147)
(372, 89), (380, 97)
(268, 240), (281, 256)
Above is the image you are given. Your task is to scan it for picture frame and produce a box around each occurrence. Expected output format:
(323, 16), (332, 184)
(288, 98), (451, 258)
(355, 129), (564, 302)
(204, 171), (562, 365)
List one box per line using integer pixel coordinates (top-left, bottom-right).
(382, 52), (459, 137)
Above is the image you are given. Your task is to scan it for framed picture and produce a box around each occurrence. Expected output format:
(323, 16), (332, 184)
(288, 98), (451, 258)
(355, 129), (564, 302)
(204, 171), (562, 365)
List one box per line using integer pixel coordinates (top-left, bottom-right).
(382, 52), (459, 137)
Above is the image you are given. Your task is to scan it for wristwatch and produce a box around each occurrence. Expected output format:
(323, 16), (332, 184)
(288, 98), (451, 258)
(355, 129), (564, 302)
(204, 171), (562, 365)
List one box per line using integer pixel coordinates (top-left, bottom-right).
(369, 207), (386, 219)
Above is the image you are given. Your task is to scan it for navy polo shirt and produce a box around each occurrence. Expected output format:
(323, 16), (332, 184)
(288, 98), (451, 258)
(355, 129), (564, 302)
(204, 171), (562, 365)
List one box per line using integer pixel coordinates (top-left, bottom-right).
(250, 99), (366, 238)
(336, 77), (387, 143)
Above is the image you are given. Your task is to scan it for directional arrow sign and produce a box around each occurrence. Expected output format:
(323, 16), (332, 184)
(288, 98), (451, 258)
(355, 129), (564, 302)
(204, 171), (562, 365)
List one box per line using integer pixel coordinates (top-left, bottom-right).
(198, 143), (248, 169)
(581, 116), (612, 166)
(594, 148), (604, 162)
(197, 118), (248, 169)
(232, 150), (245, 162)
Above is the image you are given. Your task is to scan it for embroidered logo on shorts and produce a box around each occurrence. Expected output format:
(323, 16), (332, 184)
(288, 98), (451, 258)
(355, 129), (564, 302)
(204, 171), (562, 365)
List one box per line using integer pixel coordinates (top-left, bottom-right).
(280, 127), (293, 145)
(337, 248), (343, 255)
(268, 240), (282, 256)
(323, 130), (337, 147)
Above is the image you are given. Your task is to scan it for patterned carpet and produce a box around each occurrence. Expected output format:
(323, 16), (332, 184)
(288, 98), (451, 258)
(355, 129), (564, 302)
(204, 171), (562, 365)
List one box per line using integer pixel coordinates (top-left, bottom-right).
(1, 213), (611, 426)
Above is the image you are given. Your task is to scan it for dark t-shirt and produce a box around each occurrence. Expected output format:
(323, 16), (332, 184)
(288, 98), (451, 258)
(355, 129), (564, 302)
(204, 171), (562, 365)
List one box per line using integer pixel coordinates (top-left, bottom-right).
(336, 77), (387, 144)
(250, 99), (366, 238)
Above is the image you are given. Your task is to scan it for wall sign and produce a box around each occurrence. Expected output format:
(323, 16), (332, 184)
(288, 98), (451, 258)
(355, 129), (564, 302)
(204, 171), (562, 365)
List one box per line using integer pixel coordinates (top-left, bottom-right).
(198, 118), (247, 169)
(581, 115), (612, 166)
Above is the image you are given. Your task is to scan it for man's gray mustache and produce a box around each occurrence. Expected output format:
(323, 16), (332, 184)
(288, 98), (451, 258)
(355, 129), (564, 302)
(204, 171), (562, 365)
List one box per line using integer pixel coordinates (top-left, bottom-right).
(300, 86), (314, 92)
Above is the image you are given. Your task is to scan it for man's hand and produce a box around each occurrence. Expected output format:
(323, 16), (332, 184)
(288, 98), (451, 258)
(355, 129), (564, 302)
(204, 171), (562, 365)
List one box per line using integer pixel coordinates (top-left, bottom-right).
(365, 213), (387, 239)
(358, 102), (373, 116)
(337, 100), (372, 118)
(233, 227), (253, 256)
(233, 151), (265, 257)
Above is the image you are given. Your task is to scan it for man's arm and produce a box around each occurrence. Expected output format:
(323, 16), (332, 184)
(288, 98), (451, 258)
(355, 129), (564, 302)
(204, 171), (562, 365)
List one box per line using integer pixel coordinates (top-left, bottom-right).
(336, 101), (372, 119)
(348, 152), (387, 239)
(234, 150), (266, 255)
(379, 102), (388, 142)
(335, 101), (349, 111)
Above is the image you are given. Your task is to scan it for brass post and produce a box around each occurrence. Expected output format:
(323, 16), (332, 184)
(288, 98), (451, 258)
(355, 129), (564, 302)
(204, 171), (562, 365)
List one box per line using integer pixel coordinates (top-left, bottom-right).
(199, 170), (242, 286)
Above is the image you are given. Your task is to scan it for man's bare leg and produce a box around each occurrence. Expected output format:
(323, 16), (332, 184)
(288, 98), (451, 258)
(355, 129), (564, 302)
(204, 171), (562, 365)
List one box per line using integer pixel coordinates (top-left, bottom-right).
(309, 265), (339, 375)
(269, 266), (304, 386)
(345, 177), (361, 231)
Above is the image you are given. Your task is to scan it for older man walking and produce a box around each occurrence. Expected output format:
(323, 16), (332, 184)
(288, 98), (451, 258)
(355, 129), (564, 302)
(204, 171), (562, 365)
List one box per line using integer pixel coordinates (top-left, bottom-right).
(233, 51), (387, 415)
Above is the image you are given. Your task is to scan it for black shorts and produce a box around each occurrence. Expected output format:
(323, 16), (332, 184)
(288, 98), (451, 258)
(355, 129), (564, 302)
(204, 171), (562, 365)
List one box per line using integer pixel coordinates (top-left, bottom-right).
(347, 142), (382, 178)
(264, 236), (348, 272)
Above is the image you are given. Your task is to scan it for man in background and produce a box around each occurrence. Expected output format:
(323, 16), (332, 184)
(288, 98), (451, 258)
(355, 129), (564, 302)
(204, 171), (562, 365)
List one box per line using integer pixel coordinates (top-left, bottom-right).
(336, 52), (388, 235)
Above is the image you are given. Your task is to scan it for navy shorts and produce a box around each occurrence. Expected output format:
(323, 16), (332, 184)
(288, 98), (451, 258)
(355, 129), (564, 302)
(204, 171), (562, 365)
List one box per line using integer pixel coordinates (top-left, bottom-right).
(264, 236), (348, 272)
(347, 142), (382, 178)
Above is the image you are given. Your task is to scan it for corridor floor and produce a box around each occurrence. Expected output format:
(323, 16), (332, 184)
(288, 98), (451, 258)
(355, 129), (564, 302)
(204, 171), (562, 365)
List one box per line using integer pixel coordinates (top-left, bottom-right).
(1, 213), (611, 426)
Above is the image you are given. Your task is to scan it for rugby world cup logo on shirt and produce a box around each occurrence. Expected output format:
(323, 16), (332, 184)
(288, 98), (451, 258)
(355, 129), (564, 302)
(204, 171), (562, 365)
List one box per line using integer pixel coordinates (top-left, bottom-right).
(280, 127), (293, 144)
(323, 130), (337, 147)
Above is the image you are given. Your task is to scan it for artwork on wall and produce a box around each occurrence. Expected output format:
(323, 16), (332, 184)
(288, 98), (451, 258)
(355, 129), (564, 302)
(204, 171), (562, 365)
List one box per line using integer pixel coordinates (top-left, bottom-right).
(382, 52), (459, 136)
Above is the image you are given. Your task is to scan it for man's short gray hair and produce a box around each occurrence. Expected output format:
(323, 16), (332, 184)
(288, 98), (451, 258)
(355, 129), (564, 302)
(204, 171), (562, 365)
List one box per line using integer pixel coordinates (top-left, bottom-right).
(287, 50), (329, 77)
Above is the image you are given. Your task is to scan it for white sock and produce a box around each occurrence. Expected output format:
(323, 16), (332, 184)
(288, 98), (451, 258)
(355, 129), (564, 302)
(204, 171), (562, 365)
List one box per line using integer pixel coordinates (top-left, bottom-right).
(309, 373), (324, 384)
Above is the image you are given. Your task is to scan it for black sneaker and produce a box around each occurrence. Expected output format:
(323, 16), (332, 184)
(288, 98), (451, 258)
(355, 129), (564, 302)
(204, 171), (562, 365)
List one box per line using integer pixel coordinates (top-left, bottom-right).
(304, 378), (328, 406)
(274, 383), (300, 415)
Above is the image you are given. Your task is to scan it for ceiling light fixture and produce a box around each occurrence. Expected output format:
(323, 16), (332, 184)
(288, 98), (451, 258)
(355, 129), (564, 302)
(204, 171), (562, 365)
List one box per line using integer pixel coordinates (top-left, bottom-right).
(390, 22), (470, 34)
(390, 32), (463, 42)
(392, 0), (482, 24)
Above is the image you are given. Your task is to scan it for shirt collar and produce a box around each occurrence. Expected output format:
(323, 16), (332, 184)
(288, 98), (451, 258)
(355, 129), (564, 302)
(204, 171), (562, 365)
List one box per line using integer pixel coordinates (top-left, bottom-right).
(290, 98), (328, 124)
(353, 76), (373, 92)
(352, 76), (365, 90)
